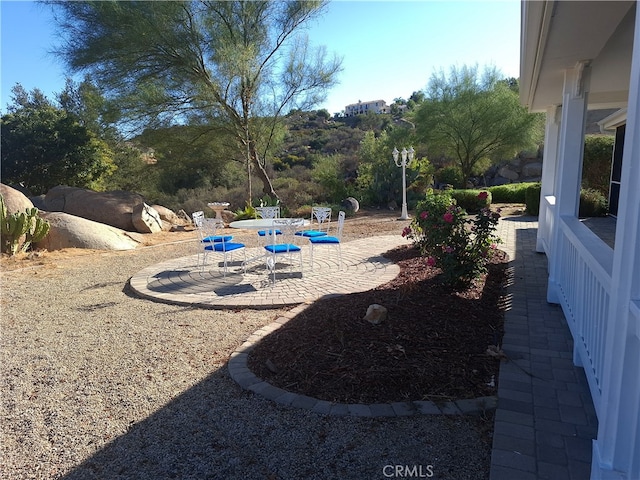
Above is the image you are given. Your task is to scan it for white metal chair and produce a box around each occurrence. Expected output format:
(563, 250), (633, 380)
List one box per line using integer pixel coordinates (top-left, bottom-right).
(255, 206), (281, 244)
(264, 218), (304, 282)
(192, 211), (233, 244)
(309, 211), (345, 270)
(193, 214), (245, 274)
(295, 206), (331, 239)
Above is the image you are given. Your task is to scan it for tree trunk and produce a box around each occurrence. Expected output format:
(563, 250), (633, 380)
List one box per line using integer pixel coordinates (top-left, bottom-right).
(249, 142), (279, 199)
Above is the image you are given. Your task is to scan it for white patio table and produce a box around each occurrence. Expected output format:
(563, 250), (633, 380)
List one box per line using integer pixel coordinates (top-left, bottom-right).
(229, 218), (309, 230)
(229, 218), (310, 267)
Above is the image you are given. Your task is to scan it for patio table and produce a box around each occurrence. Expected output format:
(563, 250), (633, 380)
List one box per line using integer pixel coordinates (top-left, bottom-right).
(229, 218), (310, 267)
(229, 218), (310, 230)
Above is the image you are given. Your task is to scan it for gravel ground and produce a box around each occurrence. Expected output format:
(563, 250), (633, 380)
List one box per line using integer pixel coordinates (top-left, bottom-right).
(1, 217), (493, 480)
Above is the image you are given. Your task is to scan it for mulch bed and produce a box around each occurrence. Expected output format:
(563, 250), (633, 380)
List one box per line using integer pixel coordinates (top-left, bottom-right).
(247, 245), (510, 404)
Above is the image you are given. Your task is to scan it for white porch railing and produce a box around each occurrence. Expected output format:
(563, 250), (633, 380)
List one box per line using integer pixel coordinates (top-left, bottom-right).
(553, 215), (613, 418)
(537, 195), (556, 254)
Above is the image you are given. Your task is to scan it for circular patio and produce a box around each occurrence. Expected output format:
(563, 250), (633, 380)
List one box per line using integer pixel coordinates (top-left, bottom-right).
(129, 235), (410, 309)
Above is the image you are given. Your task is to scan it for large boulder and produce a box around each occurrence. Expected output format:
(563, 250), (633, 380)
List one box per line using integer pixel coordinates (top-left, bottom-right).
(151, 204), (182, 224)
(30, 194), (47, 210)
(36, 212), (142, 251)
(498, 166), (519, 181)
(132, 203), (163, 233)
(522, 162), (543, 178)
(1, 184), (34, 214)
(43, 186), (145, 232)
(151, 204), (190, 231)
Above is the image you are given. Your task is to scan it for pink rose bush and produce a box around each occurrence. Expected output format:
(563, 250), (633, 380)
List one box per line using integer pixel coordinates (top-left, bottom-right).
(402, 190), (501, 289)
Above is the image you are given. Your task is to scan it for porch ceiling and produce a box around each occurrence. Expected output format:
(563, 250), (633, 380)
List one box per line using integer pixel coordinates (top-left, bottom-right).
(520, 0), (636, 112)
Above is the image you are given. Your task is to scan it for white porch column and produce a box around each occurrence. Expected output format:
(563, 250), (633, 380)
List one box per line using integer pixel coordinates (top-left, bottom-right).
(536, 105), (561, 253)
(546, 64), (590, 304)
(592, 5), (640, 480)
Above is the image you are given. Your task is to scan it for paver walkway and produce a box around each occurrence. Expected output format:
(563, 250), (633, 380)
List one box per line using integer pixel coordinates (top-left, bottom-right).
(490, 216), (598, 480)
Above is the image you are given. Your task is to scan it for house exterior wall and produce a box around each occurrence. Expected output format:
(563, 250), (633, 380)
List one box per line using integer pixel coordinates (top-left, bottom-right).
(344, 100), (389, 116)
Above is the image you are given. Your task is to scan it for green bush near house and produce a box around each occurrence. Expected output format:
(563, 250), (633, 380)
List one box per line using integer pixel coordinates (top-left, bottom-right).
(487, 182), (539, 203)
(522, 185), (608, 217)
(583, 135), (614, 197)
(579, 188), (608, 217)
(449, 189), (492, 213)
(525, 183), (542, 215)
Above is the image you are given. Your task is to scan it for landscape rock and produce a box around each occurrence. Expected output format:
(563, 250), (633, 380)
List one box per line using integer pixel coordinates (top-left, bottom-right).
(30, 195), (47, 210)
(363, 304), (387, 325)
(132, 203), (163, 234)
(522, 161), (543, 178)
(151, 204), (183, 225)
(498, 166), (519, 181)
(1, 184), (34, 214)
(488, 176), (511, 187)
(43, 186), (145, 232)
(36, 212), (142, 251)
(221, 210), (237, 225)
(342, 197), (360, 213)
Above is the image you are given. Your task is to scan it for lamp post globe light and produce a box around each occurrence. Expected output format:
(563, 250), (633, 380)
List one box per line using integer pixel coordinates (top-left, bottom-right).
(392, 146), (415, 220)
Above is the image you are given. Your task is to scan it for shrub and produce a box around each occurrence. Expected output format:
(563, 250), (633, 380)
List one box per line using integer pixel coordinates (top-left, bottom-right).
(583, 135), (614, 197)
(488, 182), (538, 203)
(450, 189), (492, 213)
(233, 202), (258, 220)
(580, 188), (608, 217)
(525, 183), (542, 215)
(403, 190), (501, 290)
(435, 165), (464, 189)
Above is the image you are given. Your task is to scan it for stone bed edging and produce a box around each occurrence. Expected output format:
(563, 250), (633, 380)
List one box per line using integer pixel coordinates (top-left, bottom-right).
(228, 302), (498, 417)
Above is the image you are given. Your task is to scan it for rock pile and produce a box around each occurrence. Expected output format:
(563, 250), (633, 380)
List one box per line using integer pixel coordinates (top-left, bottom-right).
(478, 149), (543, 187)
(1, 184), (188, 251)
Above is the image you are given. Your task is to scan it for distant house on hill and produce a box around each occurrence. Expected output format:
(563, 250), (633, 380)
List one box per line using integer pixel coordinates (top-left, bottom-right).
(344, 99), (389, 117)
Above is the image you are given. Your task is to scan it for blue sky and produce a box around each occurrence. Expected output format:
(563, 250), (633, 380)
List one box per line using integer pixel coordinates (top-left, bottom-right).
(1, 0), (521, 115)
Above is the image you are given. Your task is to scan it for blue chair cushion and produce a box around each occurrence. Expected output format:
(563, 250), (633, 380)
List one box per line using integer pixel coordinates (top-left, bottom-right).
(264, 244), (301, 254)
(257, 229), (282, 236)
(295, 230), (328, 238)
(205, 242), (244, 252)
(309, 236), (340, 244)
(202, 235), (233, 243)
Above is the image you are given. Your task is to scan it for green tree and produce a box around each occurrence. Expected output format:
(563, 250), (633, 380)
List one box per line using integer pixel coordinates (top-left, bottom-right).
(57, 78), (156, 195)
(412, 65), (542, 186)
(50, 0), (342, 203)
(1, 85), (115, 195)
(135, 124), (239, 194)
(310, 153), (349, 203)
(356, 127), (429, 208)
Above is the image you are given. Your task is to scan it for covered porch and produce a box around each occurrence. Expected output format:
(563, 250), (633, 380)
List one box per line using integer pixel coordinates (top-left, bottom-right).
(519, 1), (640, 479)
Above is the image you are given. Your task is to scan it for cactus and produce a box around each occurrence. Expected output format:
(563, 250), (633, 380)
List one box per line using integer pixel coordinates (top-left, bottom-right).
(0, 195), (50, 255)
(0, 196), (8, 237)
(23, 214), (50, 252)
